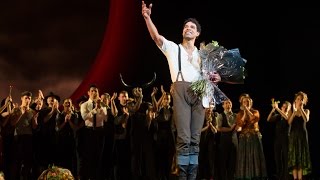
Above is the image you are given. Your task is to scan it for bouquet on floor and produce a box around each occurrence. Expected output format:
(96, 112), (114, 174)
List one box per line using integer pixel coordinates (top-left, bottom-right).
(190, 40), (247, 104)
(37, 165), (74, 180)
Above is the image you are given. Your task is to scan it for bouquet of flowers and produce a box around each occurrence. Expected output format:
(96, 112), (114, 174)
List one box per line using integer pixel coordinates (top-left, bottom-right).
(190, 40), (247, 104)
(38, 165), (74, 180)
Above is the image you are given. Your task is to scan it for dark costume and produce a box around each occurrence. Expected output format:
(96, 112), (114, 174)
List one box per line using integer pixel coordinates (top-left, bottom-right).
(288, 116), (312, 176)
(130, 102), (157, 180)
(56, 111), (78, 176)
(33, 107), (59, 177)
(102, 107), (115, 180)
(218, 112), (238, 180)
(268, 112), (289, 180)
(235, 109), (267, 179)
(154, 107), (176, 180)
(113, 103), (132, 180)
(9, 108), (35, 179)
(198, 114), (218, 180)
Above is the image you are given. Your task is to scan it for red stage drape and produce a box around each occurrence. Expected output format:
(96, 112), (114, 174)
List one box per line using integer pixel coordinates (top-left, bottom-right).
(70, 0), (139, 101)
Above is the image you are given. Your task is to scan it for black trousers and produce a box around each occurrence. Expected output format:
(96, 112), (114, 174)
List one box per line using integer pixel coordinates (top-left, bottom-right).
(10, 135), (33, 180)
(78, 127), (105, 180)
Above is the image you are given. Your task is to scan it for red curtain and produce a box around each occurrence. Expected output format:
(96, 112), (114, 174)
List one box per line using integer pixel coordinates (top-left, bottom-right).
(70, 0), (139, 101)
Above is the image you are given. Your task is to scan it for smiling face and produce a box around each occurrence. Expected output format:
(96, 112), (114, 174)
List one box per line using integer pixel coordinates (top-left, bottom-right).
(182, 21), (200, 41)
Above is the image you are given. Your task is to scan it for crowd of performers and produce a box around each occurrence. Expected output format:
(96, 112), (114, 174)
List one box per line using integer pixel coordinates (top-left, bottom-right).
(0, 84), (312, 180)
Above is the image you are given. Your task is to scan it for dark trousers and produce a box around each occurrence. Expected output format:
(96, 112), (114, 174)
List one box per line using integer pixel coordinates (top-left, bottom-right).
(219, 133), (238, 180)
(274, 134), (289, 180)
(178, 165), (198, 180)
(79, 127), (105, 180)
(171, 82), (205, 159)
(113, 138), (131, 180)
(56, 134), (76, 176)
(102, 130), (115, 180)
(1, 134), (14, 180)
(10, 135), (33, 180)
(171, 81), (205, 180)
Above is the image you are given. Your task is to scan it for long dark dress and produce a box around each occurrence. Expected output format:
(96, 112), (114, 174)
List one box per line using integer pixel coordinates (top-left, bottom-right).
(198, 113), (218, 180)
(269, 112), (289, 180)
(218, 112), (238, 180)
(235, 109), (267, 180)
(198, 127), (217, 180)
(288, 115), (311, 175)
(154, 107), (175, 180)
(130, 103), (157, 180)
(56, 112), (78, 176)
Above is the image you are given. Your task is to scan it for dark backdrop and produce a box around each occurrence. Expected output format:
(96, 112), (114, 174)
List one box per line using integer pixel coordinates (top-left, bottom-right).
(0, 0), (318, 178)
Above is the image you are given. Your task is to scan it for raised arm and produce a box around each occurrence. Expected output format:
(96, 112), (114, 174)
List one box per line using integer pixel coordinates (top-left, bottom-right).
(288, 101), (310, 124)
(0, 96), (10, 114)
(151, 87), (159, 112)
(275, 106), (290, 120)
(266, 107), (276, 122)
(141, 1), (164, 47)
(131, 88), (143, 113)
(110, 92), (118, 117)
(158, 85), (168, 108)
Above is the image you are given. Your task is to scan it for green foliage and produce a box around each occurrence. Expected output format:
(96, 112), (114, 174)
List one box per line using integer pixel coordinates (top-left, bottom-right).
(37, 165), (74, 180)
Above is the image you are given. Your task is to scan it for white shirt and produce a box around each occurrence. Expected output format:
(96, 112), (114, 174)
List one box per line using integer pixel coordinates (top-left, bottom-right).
(80, 99), (107, 127)
(159, 37), (211, 108)
(158, 37), (201, 83)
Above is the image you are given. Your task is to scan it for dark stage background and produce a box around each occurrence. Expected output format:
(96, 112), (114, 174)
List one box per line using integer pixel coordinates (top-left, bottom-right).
(0, 0), (319, 178)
